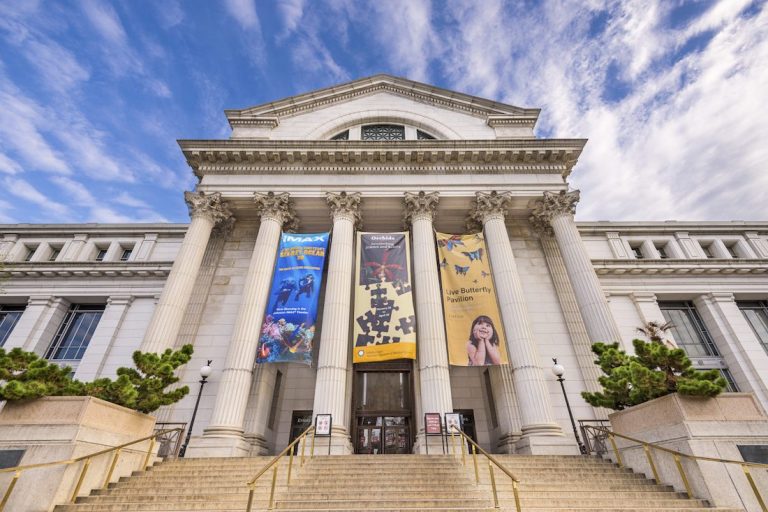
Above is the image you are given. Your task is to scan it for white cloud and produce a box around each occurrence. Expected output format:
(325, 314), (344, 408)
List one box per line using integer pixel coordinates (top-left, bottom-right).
(224, 0), (260, 30)
(0, 199), (17, 223)
(156, 1), (185, 29)
(277, 0), (305, 38)
(113, 192), (150, 209)
(88, 205), (168, 223)
(3, 177), (70, 217)
(50, 176), (96, 204)
(79, 0), (127, 44)
(0, 153), (22, 174)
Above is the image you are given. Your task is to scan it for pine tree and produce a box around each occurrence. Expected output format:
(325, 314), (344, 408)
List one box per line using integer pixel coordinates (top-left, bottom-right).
(0, 348), (85, 400)
(582, 324), (726, 410)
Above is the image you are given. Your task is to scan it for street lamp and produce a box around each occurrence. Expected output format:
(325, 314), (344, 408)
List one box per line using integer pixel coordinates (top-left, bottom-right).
(179, 360), (212, 458)
(551, 358), (587, 454)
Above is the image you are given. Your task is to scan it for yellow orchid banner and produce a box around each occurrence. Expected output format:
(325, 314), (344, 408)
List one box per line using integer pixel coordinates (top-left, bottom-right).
(353, 232), (417, 363)
(436, 232), (508, 366)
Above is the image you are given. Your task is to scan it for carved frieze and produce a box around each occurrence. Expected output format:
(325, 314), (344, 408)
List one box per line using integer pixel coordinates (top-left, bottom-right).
(184, 191), (233, 226)
(403, 191), (439, 226)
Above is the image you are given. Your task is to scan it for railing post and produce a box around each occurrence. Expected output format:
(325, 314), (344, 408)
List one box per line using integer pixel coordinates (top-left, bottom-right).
(103, 448), (122, 489)
(142, 438), (156, 471)
(300, 434), (307, 467)
(287, 444), (295, 485)
(246, 488), (255, 512)
(472, 444), (479, 484)
(488, 462), (499, 509)
(608, 434), (623, 467)
(70, 458), (91, 502)
(512, 479), (522, 512)
(643, 445), (660, 483)
(310, 431), (316, 459)
(460, 433), (467, 466)
(268, 463), (279, 510)
(0, 471), (20, 512)
(742, 464), (768, 512)
(673, 454), (693, 498)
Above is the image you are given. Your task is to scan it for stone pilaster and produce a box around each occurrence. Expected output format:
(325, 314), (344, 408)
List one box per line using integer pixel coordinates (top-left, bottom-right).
(311, 192), (361, 454)
(75, 296), (134, 382)
(141, 191), (232, 354)
(531, 190), (622, 345)
(469, 191), (569, 454)
(192, 192), (296, 457)
(404, 191), (453, 453)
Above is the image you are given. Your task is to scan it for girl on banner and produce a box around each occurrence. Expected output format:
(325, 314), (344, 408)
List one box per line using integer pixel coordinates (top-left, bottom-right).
(466, 315), (502, 366)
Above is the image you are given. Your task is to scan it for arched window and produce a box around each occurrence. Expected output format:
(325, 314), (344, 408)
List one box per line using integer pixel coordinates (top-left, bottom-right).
(331, 130), (349, 140)
(416, 130), (436, 140)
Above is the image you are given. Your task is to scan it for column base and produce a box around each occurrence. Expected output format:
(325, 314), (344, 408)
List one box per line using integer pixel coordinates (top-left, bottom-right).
(184, 428), (251, 458)
(412, 431), (449, 455)
(514, 432), (580, 455)
(495, 431), (522, 454)
(244, 433), (270, 456)
(314, 427), (354, 455)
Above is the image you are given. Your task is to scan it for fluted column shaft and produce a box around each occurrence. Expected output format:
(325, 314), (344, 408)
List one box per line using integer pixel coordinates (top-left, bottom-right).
(312, 193), (360, 445)
(141, 192), (232, 354)
(405, 192), (453, 417)
(205, 193), (295, 439)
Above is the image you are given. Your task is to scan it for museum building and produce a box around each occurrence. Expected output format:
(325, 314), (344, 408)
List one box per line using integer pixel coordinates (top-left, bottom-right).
(1, 75), (767, 458)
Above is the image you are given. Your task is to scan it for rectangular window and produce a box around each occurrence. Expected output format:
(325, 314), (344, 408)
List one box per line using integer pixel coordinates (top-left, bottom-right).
(45, 305), (105, 361)
(23, 247), (35, 262)
(483, 369), (498, 429)
(630, 245), (644, 259)
(725, 244), (739, 258)
(95, 249), (108, 262)
(120, 249), (132, 261)
(268, 370), (283, 430)
(659, 301), (719, 357)
(701, 244), (714, 258)
(49, 248), (60, 262)
(656, 244), (669, 259)
(738, 301), (768, 355)
(718, 368), (739, 392)
(0, 305), (25, 346)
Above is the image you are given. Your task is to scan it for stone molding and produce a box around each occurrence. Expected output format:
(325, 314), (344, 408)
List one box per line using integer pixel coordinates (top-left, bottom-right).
(403, 191), (439, 226)
(467, 191), (513, 229)
(0, 261), (173, 278)
(184, 191), (233, 225)
(530, 190), (580, 228)
(253, 192), (299, 232)
(592, 258), (768, 276)
(326, 192), (362, 228)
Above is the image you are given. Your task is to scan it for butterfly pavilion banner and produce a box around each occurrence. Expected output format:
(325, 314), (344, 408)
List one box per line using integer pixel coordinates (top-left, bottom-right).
(436, 232), (508, 366)
(353, 232), (417, 363)
(256, 232), (329, 365)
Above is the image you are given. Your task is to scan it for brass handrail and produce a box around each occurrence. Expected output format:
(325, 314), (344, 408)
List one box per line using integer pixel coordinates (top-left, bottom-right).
(449, 426), (521, 511)
(0, 427), (184, 511)
(245, 425), (315, 512)
(583, 425), (768, 512)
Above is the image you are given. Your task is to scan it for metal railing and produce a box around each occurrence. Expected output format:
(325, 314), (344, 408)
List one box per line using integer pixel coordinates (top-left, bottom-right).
(245, 425), (316, 512)
(154, 422), (186, 458)
(0, 427), (184, 511)
(582, 425), (768, 512)
(449, 426), (521, 511)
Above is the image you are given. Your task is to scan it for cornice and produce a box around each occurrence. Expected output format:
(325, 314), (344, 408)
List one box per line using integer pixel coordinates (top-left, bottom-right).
(0, 262), (173, 279)
(0, 224), (188, 236)
(179, 139), (586, 178)
(578, 222), (768, 234)
(592, 258), (768, 276)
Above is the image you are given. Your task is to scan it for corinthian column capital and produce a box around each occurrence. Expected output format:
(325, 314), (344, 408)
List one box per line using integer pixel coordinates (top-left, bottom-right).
(403, 191), (439, 226)
(253, 192), (299, 232)
(467, 191), (513, 229)
(530, 190), (580, 227)
(184, 191), (233, 225)
(326, 192), (362, 228)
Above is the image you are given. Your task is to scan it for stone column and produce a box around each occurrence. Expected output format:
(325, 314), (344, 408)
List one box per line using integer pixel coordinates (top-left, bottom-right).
(141, 191), (232, 354)
(193, 192), (297, 457)
(404, 192), (453, 453)
(531, 190), (622, 345)
(3, 296), (68, 352)
(469, 192), (569, 454)
(311, 192), (361, 454)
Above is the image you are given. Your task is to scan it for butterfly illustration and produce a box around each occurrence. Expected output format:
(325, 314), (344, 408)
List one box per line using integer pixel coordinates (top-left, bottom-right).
(473, 279), (478, 284)
(438, 235), (465, 251)
(454, 265), (469, 276)
(480, 270), (490, 278)
(462, 248), (484, 262)
(439, 257), (448, 269)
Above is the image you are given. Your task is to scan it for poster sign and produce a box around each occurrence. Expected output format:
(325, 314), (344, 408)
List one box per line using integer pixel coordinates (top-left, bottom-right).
(315, 414), (332, 436)
(445, 413), (462, 433)
(436, 232), (508, 367)
(256, 232), (329, 365)
(353, 232), (417, 363)
(425, 413), (442, 435)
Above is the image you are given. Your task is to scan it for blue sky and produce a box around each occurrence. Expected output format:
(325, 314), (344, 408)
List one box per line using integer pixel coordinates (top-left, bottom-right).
(0, 0), (766, 224)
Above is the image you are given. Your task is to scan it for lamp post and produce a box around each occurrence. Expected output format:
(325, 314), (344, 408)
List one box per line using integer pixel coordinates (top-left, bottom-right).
(551, 358), (587, 454)
(179, 360), (212, 458)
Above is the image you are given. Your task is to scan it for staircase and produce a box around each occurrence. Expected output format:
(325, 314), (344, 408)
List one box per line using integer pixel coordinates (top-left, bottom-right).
(53, 454), (744, 512)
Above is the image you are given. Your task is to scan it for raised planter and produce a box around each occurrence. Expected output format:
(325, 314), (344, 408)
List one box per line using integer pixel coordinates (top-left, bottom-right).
(608, 393), (768, 510)
(0, 396), (156, 512)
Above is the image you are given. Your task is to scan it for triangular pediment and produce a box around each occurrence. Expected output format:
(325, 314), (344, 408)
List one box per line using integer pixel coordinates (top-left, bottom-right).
(225, 74), (539, 126)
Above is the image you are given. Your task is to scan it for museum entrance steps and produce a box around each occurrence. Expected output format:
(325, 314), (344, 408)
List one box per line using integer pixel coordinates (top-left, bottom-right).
(53, 454), (744, 512)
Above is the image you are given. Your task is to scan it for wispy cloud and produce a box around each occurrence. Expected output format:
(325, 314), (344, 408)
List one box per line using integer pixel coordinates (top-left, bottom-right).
(4, 177), (70, 218)
(223, 0), (266, 67)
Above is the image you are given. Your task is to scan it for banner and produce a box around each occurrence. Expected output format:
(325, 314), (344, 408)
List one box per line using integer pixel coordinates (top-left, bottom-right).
(256, 232), (329, 365)
(353, 232), (417, 363)
(436, 232), (508, 366)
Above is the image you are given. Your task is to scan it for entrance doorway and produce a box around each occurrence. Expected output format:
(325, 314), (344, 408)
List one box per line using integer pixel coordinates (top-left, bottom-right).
(288, 410), (312, 454)
(352, 361), (414, 454)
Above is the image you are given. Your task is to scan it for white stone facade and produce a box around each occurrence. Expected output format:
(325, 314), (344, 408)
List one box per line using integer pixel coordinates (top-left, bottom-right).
(2, 75), (767, 457)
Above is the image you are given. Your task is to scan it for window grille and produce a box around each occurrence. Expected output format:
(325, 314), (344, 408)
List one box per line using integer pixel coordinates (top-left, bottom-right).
(45, 305), (105, 361)
(361, 124), (405, 140)
(416, 130), (436, 139)
(0, 305), (25, 346)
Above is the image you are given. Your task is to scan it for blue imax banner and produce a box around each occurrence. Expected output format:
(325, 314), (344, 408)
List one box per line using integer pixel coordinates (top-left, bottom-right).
(257, 232), (330, 365)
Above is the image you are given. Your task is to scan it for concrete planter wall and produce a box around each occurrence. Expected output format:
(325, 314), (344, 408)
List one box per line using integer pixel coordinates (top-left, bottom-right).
(608, 393), (768, 511)
(0, 396), (156, 512)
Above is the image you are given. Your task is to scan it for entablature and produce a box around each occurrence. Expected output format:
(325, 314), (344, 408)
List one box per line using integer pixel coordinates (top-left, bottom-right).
(0, 261), (173, 279)
(592, 258), (768, 276)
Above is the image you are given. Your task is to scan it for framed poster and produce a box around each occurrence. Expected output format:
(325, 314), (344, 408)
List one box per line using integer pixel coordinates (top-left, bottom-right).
(424, 413), (442, 435)
(315, 414), (332, 436)
(445, 413), (462, 434)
